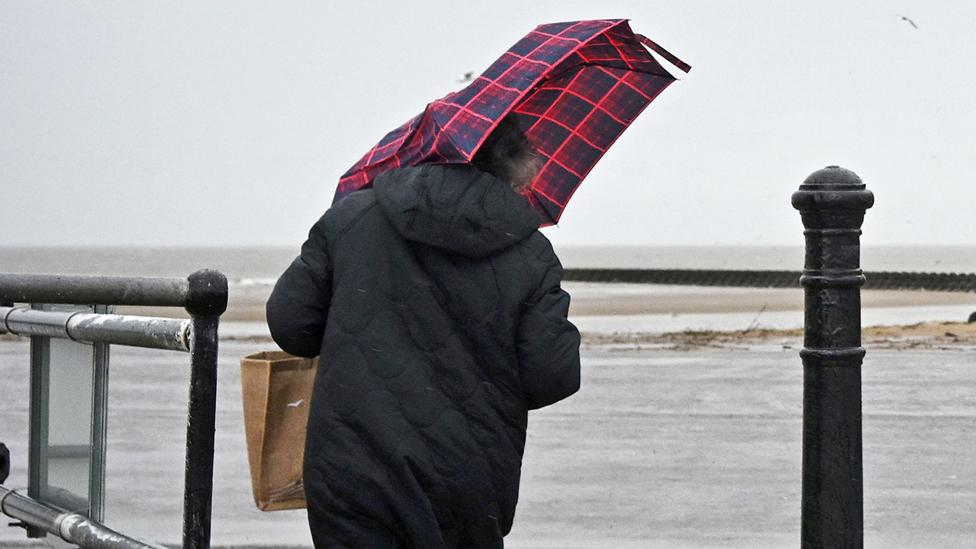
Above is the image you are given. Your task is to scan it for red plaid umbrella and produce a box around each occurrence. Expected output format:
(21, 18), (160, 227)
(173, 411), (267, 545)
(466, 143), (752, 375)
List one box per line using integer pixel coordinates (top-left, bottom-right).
(335, 19), (689, 225)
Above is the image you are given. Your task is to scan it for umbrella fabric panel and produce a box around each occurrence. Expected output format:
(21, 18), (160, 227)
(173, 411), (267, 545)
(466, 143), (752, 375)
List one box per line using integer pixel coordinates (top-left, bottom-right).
(515, 65), (676, 223)
(335, 19), (624, 200)
(338, 113), (420, 191)
(512, 21), (681, 224)
(334, 18), (689, 226)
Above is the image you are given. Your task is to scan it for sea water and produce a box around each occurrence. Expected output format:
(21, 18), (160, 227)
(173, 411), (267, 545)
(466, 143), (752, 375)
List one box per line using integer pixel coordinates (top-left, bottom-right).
(2, 245), (974, 281)
(2, 245), (974, 334)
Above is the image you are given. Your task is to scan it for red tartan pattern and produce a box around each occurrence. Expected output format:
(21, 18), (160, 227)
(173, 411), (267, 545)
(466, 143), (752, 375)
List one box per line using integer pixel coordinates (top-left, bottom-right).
(335, 19), (689, 225)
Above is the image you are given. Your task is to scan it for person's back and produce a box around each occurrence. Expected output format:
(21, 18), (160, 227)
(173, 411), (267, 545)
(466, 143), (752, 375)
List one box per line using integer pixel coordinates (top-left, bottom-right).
(267, 163), (580, 548)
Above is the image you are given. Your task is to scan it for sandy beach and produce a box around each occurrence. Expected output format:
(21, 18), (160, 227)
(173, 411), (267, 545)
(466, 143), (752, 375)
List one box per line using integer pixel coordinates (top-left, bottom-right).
(201, 282), (976, 352)
(119, 281), (976, 324)
(2, 284), (975, 547)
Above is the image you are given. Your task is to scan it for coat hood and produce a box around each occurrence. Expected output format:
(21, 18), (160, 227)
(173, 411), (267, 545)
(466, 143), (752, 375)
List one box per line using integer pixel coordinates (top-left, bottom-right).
(373, 164), (542, 258)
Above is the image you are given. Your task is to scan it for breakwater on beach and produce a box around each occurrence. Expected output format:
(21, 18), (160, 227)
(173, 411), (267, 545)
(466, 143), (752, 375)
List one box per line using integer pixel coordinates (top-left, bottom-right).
(564, 268), (976, 292)
(3, 246), (975, 334)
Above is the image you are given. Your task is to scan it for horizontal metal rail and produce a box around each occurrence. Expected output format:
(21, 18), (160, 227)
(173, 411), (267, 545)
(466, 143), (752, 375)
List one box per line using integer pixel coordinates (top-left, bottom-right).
(0, 274), (188, 306)
(563, 268), (976, 292)
(0, 307), (190, 352)
(0, 271), (227, 316)
(0, 486), (163, 549)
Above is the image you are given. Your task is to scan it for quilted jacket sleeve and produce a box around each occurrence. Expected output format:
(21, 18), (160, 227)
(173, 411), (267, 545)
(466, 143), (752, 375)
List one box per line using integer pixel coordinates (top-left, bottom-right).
(266, 212), (334, 358)
(516, 255), (581, 410)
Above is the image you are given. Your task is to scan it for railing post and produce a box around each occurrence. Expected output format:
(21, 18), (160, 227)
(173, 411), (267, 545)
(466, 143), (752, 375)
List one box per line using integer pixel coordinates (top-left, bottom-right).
(0, 443), (8, 484)
(792, 166), (874, 548)
(181, 270), (227, 549)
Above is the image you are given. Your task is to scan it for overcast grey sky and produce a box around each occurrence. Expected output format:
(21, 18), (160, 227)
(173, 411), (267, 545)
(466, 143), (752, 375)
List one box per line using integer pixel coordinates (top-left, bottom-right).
(2, 1), (973, 248)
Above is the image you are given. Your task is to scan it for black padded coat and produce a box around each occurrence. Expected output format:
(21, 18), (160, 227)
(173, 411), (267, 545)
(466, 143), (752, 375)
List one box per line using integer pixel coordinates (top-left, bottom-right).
(266, 164), (581, 549)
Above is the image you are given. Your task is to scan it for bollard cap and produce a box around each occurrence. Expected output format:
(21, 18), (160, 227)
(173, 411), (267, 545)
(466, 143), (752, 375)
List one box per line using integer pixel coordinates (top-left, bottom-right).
(799, 165), (863, 190)
(792, 165), (874, 214)
(185, 269), (228, 316)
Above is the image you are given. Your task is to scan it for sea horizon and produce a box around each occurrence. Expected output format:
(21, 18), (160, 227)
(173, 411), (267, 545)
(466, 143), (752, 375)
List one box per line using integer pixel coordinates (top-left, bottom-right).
(1, 244), (975, 281)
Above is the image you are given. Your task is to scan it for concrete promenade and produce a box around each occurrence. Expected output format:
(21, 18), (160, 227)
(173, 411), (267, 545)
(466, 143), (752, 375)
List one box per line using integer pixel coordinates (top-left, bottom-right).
(1, 339), (974, 547)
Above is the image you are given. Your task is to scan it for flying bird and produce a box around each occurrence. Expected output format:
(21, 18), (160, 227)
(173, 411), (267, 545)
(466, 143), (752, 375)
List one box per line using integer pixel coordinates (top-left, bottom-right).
(457, 71), (474, 83)
(897, 14), (918, 29)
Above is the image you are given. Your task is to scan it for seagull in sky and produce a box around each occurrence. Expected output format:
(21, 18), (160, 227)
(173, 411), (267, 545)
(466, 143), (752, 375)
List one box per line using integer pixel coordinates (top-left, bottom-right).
(897, 14), (919, 29)
(457, 71), (474, 83)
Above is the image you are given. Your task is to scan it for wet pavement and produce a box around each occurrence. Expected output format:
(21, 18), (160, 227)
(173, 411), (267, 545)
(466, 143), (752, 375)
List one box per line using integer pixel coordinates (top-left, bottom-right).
(1, 340), (973, 548)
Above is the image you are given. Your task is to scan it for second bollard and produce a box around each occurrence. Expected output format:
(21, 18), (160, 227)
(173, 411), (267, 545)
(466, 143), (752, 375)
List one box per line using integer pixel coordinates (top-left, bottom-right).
(792, 166), (874, 549)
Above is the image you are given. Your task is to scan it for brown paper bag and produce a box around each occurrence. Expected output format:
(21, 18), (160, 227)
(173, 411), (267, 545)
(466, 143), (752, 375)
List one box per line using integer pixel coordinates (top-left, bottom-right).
(240, 350), (317, 511)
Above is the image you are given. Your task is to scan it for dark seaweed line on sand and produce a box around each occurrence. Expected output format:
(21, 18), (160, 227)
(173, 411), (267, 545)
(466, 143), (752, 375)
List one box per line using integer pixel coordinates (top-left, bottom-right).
(564, 269), (976, 293)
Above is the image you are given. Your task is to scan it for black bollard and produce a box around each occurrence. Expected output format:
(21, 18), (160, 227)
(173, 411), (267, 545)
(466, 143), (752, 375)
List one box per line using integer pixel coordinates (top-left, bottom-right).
(1, 443), (9, 484)
(792, 166), (873, 549)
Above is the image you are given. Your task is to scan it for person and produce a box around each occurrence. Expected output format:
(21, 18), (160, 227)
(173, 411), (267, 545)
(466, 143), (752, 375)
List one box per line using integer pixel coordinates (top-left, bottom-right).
(266, 117), (581, 549)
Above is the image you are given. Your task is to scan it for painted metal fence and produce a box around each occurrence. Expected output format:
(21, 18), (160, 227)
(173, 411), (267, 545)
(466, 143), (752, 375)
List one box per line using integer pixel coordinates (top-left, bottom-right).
(0, 270), (226, 549)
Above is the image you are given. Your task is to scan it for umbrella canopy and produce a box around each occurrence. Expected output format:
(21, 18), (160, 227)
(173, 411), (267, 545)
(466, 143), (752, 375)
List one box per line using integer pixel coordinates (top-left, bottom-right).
(335, 18), (689, 225)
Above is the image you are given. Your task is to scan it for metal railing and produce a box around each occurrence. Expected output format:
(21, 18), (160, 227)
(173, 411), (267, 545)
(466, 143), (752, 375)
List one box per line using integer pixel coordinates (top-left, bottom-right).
(0, 486), (162, 549)
(0, 270), (227, 549)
